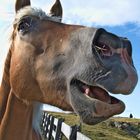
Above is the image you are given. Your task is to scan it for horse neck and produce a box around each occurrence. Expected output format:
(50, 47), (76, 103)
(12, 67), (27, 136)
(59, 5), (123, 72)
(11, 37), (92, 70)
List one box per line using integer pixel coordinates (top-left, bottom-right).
(0, 48), (11, 123)
(0, 90), (42, 140)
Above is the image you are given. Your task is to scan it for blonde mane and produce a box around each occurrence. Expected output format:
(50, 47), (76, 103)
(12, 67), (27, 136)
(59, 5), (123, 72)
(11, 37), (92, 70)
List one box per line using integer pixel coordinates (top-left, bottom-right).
(14, 6), (61, 25)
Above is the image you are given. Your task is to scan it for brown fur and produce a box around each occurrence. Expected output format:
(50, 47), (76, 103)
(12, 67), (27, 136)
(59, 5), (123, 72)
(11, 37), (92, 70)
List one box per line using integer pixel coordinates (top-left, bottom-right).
(0, 47), (12, 124)
(0, 1), (66, 140)
(0, 0), (138, 140)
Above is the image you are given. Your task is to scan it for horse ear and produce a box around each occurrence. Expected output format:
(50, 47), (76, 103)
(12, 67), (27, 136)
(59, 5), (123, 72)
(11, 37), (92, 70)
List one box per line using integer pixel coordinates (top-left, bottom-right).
(15, 0), (31, 13)
(50, 0), (63, 21)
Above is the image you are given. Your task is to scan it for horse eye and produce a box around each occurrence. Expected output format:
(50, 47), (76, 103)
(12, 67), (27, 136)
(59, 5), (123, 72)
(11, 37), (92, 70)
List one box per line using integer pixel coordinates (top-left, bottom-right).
(18, 17), (34, 34)
(95, 42), (112, 57)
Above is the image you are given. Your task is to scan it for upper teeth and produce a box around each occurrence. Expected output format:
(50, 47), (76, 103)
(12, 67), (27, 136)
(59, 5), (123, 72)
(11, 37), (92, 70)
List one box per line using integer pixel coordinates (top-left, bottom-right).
(85, 88), (90, 95)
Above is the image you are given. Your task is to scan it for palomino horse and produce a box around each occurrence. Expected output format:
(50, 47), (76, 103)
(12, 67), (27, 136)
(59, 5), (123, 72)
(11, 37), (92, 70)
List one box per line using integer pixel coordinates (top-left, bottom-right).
(0, 0), (138, 140)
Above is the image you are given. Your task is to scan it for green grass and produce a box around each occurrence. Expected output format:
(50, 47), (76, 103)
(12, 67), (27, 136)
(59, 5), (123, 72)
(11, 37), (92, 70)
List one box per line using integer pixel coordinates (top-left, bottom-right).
(48, 112), (140, 140)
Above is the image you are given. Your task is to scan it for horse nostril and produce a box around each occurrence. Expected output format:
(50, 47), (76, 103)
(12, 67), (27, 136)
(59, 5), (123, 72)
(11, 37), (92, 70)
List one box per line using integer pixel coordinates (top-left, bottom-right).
(123, 38), (132, 57)
(126, 40), (132, 57)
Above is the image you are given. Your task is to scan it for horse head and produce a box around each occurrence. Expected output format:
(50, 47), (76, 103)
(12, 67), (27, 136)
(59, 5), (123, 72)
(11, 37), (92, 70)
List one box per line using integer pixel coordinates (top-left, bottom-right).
(0, 0), (138, 139)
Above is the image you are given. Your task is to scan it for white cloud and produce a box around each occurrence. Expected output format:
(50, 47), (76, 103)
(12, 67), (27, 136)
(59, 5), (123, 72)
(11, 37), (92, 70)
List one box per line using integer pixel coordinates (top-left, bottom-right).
(32, 0), (140, 26)
(61, 0), (140, 26)
(0, 25), (11, 82)
(0, 0), (14, 21)
(0, 0), (140, 26)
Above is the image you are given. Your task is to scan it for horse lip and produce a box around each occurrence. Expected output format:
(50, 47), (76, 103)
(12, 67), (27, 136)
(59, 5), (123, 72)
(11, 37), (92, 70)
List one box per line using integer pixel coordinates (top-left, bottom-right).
(93, 99), (125, 117)
(79, 100), (125, 125)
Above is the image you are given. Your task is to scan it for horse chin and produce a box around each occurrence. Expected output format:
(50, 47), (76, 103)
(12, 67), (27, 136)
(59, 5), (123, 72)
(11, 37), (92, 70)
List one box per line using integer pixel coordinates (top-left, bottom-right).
(69, 79), (125, 125)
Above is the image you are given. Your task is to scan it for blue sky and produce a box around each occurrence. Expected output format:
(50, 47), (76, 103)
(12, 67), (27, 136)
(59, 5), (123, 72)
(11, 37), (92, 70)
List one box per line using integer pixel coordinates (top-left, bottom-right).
(0, 0), (140, 118)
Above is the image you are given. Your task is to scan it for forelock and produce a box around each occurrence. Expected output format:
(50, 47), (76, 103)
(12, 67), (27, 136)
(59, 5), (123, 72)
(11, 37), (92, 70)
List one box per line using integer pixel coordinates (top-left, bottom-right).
(14, 6), (61, 24)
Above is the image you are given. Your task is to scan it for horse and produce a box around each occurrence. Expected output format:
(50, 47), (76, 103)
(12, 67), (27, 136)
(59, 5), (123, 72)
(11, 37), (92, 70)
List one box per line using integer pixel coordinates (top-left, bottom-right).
(0, 0), (138, 140)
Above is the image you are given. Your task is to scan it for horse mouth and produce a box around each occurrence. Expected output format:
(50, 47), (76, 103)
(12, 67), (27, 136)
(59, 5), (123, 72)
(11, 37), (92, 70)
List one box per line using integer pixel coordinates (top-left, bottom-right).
(70, 79), (125, 125)
(72, 79), (120, 104)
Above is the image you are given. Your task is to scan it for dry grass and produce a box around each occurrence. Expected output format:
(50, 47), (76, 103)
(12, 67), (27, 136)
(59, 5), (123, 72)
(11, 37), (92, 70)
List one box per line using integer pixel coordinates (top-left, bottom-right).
(47, 112), (140, 140)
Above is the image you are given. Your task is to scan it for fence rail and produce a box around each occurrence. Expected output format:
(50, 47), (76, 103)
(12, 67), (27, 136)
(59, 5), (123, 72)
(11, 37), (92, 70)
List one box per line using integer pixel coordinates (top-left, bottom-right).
(40, 112), (91, 140)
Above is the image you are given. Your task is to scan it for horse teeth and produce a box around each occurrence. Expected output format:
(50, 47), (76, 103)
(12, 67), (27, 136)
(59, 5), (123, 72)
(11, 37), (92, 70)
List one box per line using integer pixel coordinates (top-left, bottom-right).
(85, 88), (90, 95)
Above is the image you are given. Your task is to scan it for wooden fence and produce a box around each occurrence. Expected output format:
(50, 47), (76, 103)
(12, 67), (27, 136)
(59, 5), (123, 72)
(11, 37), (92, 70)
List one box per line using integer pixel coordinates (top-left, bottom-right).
(40, 112), (91, 140)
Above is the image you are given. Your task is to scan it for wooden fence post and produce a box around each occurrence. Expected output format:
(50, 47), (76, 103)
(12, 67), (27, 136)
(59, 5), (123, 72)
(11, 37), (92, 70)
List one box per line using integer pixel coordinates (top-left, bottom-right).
(55, 118), (64, 140)
(48, 116), (55, 140)
(45, 114), (51, 138)
(69, 125), (80, 140)
(41, 112), (48, 136)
